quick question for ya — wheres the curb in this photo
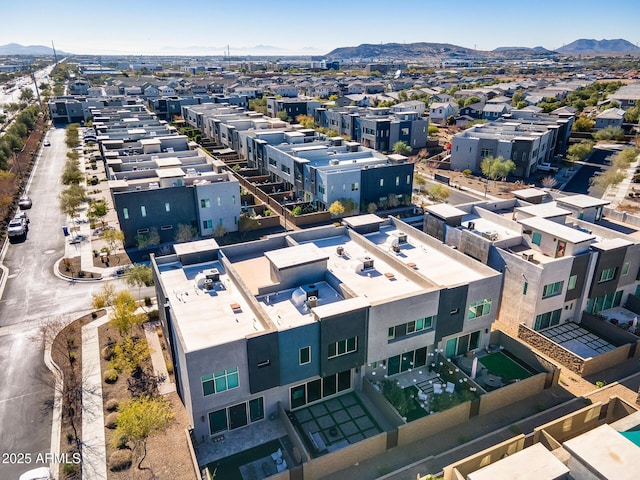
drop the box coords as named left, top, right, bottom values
left=44, top=325, right=65, bottom=480
left=53, top=257, right=104, bottom=283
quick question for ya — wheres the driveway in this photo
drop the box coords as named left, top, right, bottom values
left=562, top=146, right=617, bottom=197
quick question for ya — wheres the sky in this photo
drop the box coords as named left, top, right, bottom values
left=1, top=0, right=639, bottom=56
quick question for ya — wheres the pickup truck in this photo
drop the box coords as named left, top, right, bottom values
left=537, top=162, right=559, bottom=173
left=8, top=215, right=28, bottom=240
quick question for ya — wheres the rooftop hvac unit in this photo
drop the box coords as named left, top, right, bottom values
left=468, top=222, right=475, bottom=230
left=302, top=284, right=319, bottom=300
left=336, top=246, right=344, bottom=256
left=307, top=296, right=318, bottom=308
left=360, top=256, right=374, bottom=270
left=394, top=232, right=407, bottom=243
left=204, top=278, right=214, bottom=290
left=522, top=253, right=534, bottom=262
left=205, top=268, right=220, bottom=282
left=481, top=231, right=498, bottom=241
left=330, top=159, right=339, bottom=166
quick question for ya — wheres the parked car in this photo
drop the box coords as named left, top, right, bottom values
left=43, top=140, right=51, bottom=146
left=537, top=162, right=559, bottom=173
left=18, top=195, right=32, bottom=209
left=14, top=211, right=29, bottom=224
left=19, top=467, right=52, bottom=480
left=7, top=216, right=28, bottom=240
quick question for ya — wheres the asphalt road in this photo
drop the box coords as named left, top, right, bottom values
left=561, top=146, right=617, bottom=197
left=0, top=127, right=136, bottom=479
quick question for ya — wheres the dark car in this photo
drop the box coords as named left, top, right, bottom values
left=18, top=196, right=32, bottom=210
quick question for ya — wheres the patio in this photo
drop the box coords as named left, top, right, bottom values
left=290, top=392, right=384, bottom=457
left=539, top=322, right=616, bottom=358
left=599, top=306, right=639, bottom=335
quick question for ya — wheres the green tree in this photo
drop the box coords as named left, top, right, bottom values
left=88, top=199, right=108, bottom=223
left=124, top=264, right=154, bottom=302
left=112, top=395, right=174, bottom=470
left=392, top=141, right=411, bottom=156
left=573, top=117, right=594, bottom=132
left=102, top=229, right=125, bottom=254
left=328, top=200, right=345, bottom=217
left=427, top=125, right=439, bottom=135
left=463, top=96, right=481, bottom=107
left=111, top=336, right=150, bottom=374
left=426, top=184, right=451, bottom=203
left=414, top=173, right=427, bottom=192
left=397, top=90, right=408, bottom=102
left=515, top=101, right=527, bottom=109
left=175, top=223, right=197, bottom=242
left=276, top=111, right=289, bottom=121
left=480, top=155, right=516, bottom=181
left=135, top=228, right=160, bottom=248
left=511, top=90, right=526, bottom=106
left=593, top=126, right=625, bottom=141
left=61, top=160, right=82, bottom=185
left=19, top=88, right=34, bottom=102
left=109, top=290, right=144, bottom=338
left=367, top=202, right=378, bottom=214
left=295, top=114, right=316, bottom=129
left=566, top=141, right=594, bottom=163
left=59, top=184, right=87, bottom=223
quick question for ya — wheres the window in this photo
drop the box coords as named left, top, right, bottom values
left=268, top=157, right=277, bottom=167
left=379, top=178, right=384, bottom=187
left=299, top=346, right=311, bottom=365
left=599, top=267, right=617, bottom=283
left=542, top=281, right=564, bottom=298
left=165, top=202, right=170, bottom=212
left=351, top=182, right=359, bottom=191
left=523, top=281, right=528, bottom=295
left=622, top=262, right=630, bottom=276
left=586, top=290, right=624, bottom=314
left=406, top=175, right=411, bottom=184
left=160, top=225, right=172, bottom=230
left=395, top=176, right=400, bottom=186
left=318, top=185, right=325, bottom=194
left=468, top=299, right=491, bottom=319
left=201, top=368, right=239, bottom=397
left=532, top=232, right=542, bottom=246
left=208, top=409, right=227, bottom=434
left=406, top=316, right=435, bottom=334
left=290, top=370, right=352, bottom=409
left=533, top=309, right=561, bottom=331
left=281, top=164, right=291, bottom=174
left=140, top=206, right=146, bottom=217
left=401, top=127, right=409, bottom=135
left=136, top=228, right=149, bottom=234
left=328, top=337, right=357, bottom=359
left=445, top=331, right=481, bottom=357
left=122, top=208, right=129, bottom=220
left=203, top=219, right=213, bottom=229
left=249, top=398, right=264, bottom=423
left=232, top=195, right=236, bottom=204
left=201, top=198, right=211, bottom=208
left=568, top=275, right=577, bottom=290
left=388, top=326, right=395, bottom=340
left=480, top=148, right=492, bottom=158
left=217, top=197, right=221, bottom=206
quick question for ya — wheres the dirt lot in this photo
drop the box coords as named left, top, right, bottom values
left=98, top=320, right=195, bottom=480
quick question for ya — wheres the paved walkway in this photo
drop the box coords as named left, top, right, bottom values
left=143, top=320, right=176, bottom=395
left=603, top=153, right=640, bottom=208
left=81, top=315, right=111, bottom=480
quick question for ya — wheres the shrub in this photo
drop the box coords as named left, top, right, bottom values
left=148, top=309, right=159, bottom=320
left=104, top=369, right=119, bottom=384
left=62, top=462, right=79, bottom=476
left=166, top=360, right=174, bottom=375
left=105, top=399, right=119, bottom=412
left=595, top=380, right=607, bottom=388
left=105, top=412, right=119, bottom=429
left=108, top=450, right=132, bottom=471
left=144, top=296, right=152, bottom=307
left=101, top=345, right=114, bottom=361
left=462, top=169, right=472, bottom=177
left=91, top=311, right=98, bottom=319
left=113, top=434, right=128, bottom=450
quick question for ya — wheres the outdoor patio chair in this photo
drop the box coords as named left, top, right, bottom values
left=271, top=448, right=282, bottom=461
left=417, top=390, right=428, bottom=401
left=433, top=383, right=443, bottom=394
left=446, top=382, right=455, bottom=394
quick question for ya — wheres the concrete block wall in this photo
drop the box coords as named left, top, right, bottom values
left=477, top=373, right=547, bottom=416
left=443, top=435, right=525, bottom=480
left=397, top=401, right=471, bottom=447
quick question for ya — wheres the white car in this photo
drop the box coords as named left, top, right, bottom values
left=537, top=162, right=559, bottom=173
left=19, top=467, right=52, bottom=480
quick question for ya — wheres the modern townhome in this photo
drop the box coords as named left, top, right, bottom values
left=314, top=105, right=429, bottom=152
left=151, top=214, right=502, bottom=450
left=423, top=189, right=640, bottom=335
left=48, top=95, right=148, bottom=124
left=266, top=97, right=320, bottom=121
left=93, top=107, right=241, bottom=247
left=449, top=110, right=574, bottom=177
left=594, top=107, right=626, bottom=130
left=242, top=132, right=414, bottom=212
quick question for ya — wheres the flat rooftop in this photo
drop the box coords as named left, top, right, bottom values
left=365, top=226, right=488, bottom=286
left=556, top=194, right=610, bottom=209
left=157, top=260, right=264, bottom=352
left=515, top=204, right=571, bottom=219
left=303, top=234, right=425, bottom=303
left=518, top=216, right=595, bottom=244
left=467, top=443, right=569, bottom=480
left=563, top=424, right=639, bottom=480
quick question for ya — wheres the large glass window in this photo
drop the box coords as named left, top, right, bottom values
left=208, top=409, right=227, bottom=435
left=533, top=309, right=562, bottom=330
left=542, top=281, right=564, bottom=298
left=249, top=398, right=264, bottom=423
left=599, top=267, right=617, bottom=283
left=291, top=385, right=306, bottom=409
left=228, top=403, right=247, bottom=430
left=202, top=368, right=239, bottom=396
left=622, top=262, right=630, bottom=276
left=328, top=337, right=357, bottom=359
left=290, top=370, right=352, bottom=409
left=468, top=299, right=491, bottom=319
left=568, top=275, right=577, bottom=290
left=200, top=198, right=211, bottom=208
left=532, top=232, right=542, bottom=246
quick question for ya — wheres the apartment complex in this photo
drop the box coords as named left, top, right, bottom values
left=93, top=105, right=241, bottom=247
left=424, top=189, right=640, bottom=332
left=151, top=215, right=502, bottom=443
left=450, top=111, right=574, bottom=177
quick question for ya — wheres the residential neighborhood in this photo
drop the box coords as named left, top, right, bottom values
left=2, top=6, right=640, bottom=480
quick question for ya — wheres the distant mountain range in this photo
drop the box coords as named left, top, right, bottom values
left=0, top=43, right=70, bottom=56
left=556, top=38, right=640, bottom=54
left=325, top=39, right=640, bottom=60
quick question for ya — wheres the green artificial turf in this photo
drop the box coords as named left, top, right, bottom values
left=478, top=352, right=534, bottom=382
